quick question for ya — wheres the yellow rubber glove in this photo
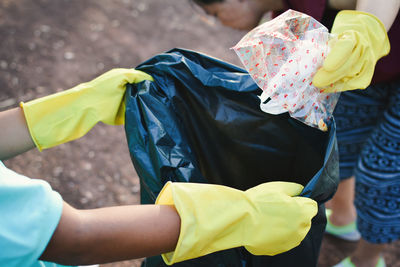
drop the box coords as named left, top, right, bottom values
left=20, top=68, right=153, bottom=151
left=313, top=11, right=390, bottom=93
left=156, top=181, right=318, bottom=265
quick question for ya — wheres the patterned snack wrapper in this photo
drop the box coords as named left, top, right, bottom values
left=232, top=9, right=340, bottom=131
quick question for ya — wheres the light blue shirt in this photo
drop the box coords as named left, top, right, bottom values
left=0, top=161, right=72, bottom=267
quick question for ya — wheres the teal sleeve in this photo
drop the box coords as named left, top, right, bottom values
left=0, top=161, right=67, bottom=267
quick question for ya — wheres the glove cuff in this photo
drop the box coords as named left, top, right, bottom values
left=20, top=101, right=43, bottom=151
left=155, top=182, right=246, bottom=265
left=155, top=182, right=180, bottom=265
left=20, top=84, right=98, bottom=151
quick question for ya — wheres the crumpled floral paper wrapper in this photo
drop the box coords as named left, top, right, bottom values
left=232, top=9, right=340, bottom=131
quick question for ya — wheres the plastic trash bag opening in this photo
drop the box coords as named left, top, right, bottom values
left=124, top=48, right=338, bottom=205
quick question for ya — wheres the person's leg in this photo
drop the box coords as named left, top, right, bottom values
left=326, top=176, right=356, bottom=226
left=327, top=84, right=389, bottom=229
left=350, top=239, right=385, bottom=267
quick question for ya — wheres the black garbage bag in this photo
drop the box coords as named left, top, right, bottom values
left=124, top=48, right=339, bottom=267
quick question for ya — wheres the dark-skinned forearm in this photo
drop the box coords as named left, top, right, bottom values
left=0, top=107, right=35, bottom=160
left=41, top=202, right=181, bottom=265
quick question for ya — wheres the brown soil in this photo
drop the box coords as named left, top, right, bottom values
left=1, top=1, right=399, bottom=266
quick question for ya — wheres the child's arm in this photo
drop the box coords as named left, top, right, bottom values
left=0, top=105, right=181, bottom=264
left=0, top=68, right=153, bottom=160
left=0, top=107, right=35, bottom=160
left=40, top=181, right=318, bottom=266
left=40, top=202, right=181, bottom=265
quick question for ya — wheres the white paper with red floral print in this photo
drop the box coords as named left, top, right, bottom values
left=232, top=9, right=340, bottom=131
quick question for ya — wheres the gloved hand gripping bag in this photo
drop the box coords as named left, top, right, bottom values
left=124, top=48, right=339, bottom=267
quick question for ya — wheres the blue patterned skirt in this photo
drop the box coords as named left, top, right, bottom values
left=334, top=78, right=400, bottom=243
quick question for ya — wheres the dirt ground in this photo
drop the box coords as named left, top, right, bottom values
left=1, top=1, right=399, bottom=266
